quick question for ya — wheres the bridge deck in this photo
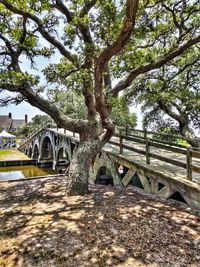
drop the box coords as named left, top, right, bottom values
left=53, top=128, right=200, bottom=184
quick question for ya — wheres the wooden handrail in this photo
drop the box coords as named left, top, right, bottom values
left=19, top=121, right=56, bottom=148
left=112, top=132, right=200, bottom=182
left=117, top=126, right=200, bottom=146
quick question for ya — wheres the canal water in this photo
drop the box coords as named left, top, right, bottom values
left=0, top=165, right=57, bottom=181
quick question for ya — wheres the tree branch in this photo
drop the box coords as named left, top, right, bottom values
left=112, top=34, right=200, bottom=96
left=104, top=63, right=112, bottom=90
left=0, top=34, right=14, bottom=55
left=79, top=0, right=97, bottom=17
left=157, top=99, right=185, bottom=125
left=53, top=0, right=96, bottom=121
left=0, top=81, right=88, bottom=132
left=162, top=3, right=182, bottom=36
left=0, top=51, right=9, bottom=56
left=17, top=16, right=28, bottom=55
left=0, top=94, right=25, bottom=106
left=53, top=0, right=73, bottom=22
left=94, top=0, right=139, bottom=127
left=0, top=0, right=78, bottom=66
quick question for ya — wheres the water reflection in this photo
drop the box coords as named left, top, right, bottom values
left=0, top=165, right=57, bottom=181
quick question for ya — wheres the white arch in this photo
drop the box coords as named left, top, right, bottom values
left=39, top=132, right=56, bottom=162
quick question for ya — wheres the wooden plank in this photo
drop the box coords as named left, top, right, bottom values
left=191, top=150, right=200, bottom=159
left=122, top=144, right=146, bottom=156
left=137, top=173, right=151, bottom=193
left=149, top=137, right=187, bottom=148
left=122, top=169, right=136, bottom=187
left=126, top=127, right=188, bottom=140
left=149, top=141, right=186, bottom=154
left=108, top=141, right=120, bottom=147
left=150, top=178, right=158, bottom=194
left=125, top=126, right=128, bottom=135
left=119, top=135, right=123, bottom=154
left=149, top=152, right=186, bottom=169
left=115, top=133, right=187, bottom=149
left=186, top=147, right=192, bottom=181
left=114, top=134, right=146, bottom=144
left=124, top=134, right=146, bottom=141
left=146, top=139, right=150, bottom=165
left=191, top=165, right=200, bottom=174
left=158, top=186, right=175, bottom=199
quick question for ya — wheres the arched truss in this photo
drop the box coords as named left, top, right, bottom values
left=57, top=147, right=70, bottom=167
left=28, top=146, right=32, bottom=158
left=32, top=144, right=39, bottom=160
left=40, top=135, right=55, bottom=161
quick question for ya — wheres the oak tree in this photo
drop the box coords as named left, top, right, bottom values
left=0, top=0, right=200, bottom=195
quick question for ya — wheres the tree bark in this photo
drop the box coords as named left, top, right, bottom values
left=66, top=125, right=106, bottom=195
left=66, top=145, right=92, bottom=195
left=179, top=123, right=200, bottom=148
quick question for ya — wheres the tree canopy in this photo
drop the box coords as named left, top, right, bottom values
left=0, top=0, right=200, bottom=194
left=125, top=45, right=200, bottom=144
left=49, top=90, right=137, bottom=127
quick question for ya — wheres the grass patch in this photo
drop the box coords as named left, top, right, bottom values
left=0, top=150, right=15, bottom=155
left=0, top=149, right=29, bottom=161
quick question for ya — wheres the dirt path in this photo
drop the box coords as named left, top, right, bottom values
left=0, top=177, right=200, bottom=267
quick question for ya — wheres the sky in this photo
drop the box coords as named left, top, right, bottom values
left=0, top=98, right=143, bottom=128
left=0, top=102, right=44, bottom=122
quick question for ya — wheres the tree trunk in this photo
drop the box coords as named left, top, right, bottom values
left=66, top=130, right=104, bottom=196
left=179, top=123, right=200, bottom=148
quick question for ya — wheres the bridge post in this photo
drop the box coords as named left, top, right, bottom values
left=119, top=135, right=123, bottom=154
left=73, top=132, right=75, bottom=137
left=186, top=147, right=192, bottom=181
left=53, top=160, right=57, bottom=170
left=146, top=139, right=150, bottom=165
left=144, top=128, right=147, bottom=139
left=125, top=126, right=128, bottom=136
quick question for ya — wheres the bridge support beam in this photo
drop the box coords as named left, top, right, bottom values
left=93, top=151, right=200, bottom=211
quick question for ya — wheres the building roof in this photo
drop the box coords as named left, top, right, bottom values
left=0, top=129, right=16, bottom=138
left=11, top=119, right=26, bottom=129
left=0, top=116, right=12, bottom=130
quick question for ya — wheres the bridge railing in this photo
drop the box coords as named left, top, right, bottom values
left=19, top=120, right=56, bottom=148
left=109, top=132, right=200, bottom=182
left=116, top=126, right=200, bottom=148
left=187, top=147, right=200, bottom=181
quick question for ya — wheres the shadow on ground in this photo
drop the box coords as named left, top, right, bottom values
left=0, top=177, right=200, bottom=267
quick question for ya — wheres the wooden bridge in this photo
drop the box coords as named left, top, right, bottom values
left=18, top=124, right=200, bottom=210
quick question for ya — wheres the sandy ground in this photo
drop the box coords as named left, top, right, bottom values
left=0, top=177, right=200, bottom=267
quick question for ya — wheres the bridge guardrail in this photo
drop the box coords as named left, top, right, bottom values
left=19, top=120, right=56, bottom=148
left=111, top=132, right=200, bottom=182
left=187, top=148, right=200, bottom=181
left=116, top=126, right=200, bottom=148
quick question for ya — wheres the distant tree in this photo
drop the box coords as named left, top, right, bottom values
left=50, top=90, right=137, bottom=128
left=111, top=96, right=137, bottom=128
left=0, top=0, right=200, bottom=195
left=28, top=115, right=51, bottom=132
left=126, top=47, right=200, bottom=147
left=20, top=126, right=30, bottom=137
